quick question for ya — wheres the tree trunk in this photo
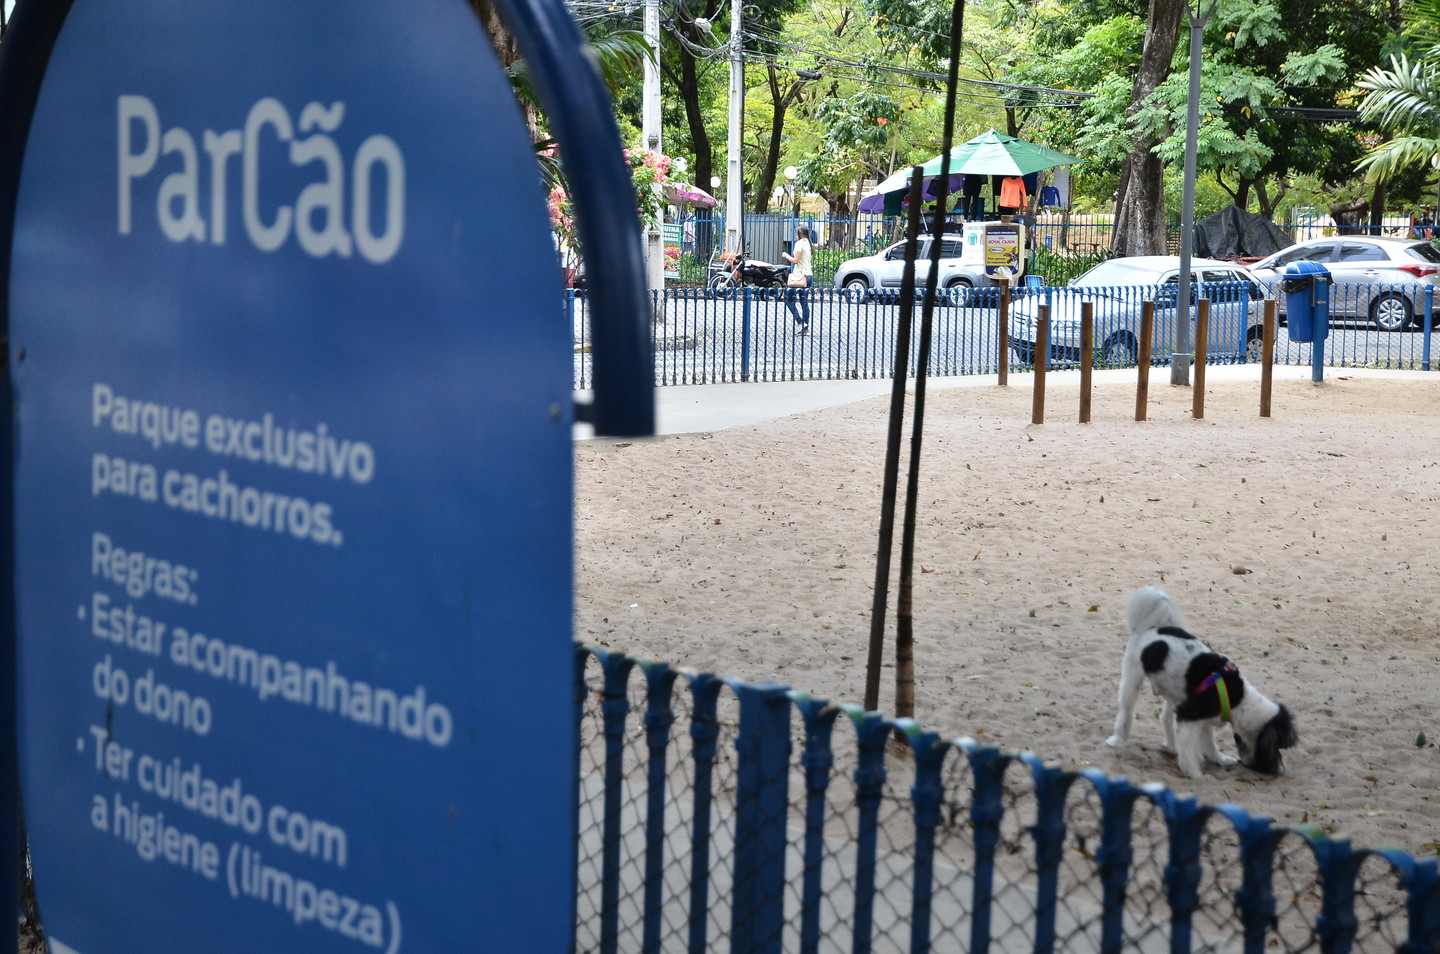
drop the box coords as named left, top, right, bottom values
left=754, top=63, right=806, bottom=213
left=468, top=0, right=536, bottom=135
left=1111, top=0, right=1185, bottom=258
left=1329, top=196, right=1368, bottom=231
left=1368, top=180, right=1387, bottom=235
left=1255, top=179, right=1275, bottom=220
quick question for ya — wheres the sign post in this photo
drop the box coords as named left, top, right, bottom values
left=1, top=1, right=650, bottom=951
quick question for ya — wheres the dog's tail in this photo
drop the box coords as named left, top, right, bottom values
left=1126, top=586, right=1190, bottom=635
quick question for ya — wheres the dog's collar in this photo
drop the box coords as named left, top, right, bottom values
left=1193, top=662, right=1238, bottom=723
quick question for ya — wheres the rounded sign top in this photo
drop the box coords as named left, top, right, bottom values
left=10, top=1, right=578, bottom=951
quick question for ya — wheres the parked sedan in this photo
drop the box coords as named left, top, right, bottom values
left=1008, top=256, right=1264, bottom=368
left=1248, top=236, right=1440, bottom=331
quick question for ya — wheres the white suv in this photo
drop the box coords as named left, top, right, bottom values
left=832, top=229, right=1022, bottom=305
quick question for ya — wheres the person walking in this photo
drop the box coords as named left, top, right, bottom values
left=782, top=225, right=814, bottom=335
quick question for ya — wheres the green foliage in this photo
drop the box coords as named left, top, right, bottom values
left=1030, top=244, right=1111, bottom=286
left=810, top=245, right=854, bottom=285
left=1281, top=45, right=1347, bottom=87
left=814, top=90, right=899, bottom=153
left=1357, top=53, right=1440, bottom=181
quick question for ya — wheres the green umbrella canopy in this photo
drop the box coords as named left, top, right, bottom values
left=920, top=128, right=1081, bottom=178
left=860, top=129, right=1082, bottom=215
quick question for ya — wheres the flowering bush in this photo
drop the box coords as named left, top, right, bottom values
left=548, top=148, right=676, bottom=252
left=626, top=148, right=673, bottom=226
left=548, top=185, right=577, bottom=251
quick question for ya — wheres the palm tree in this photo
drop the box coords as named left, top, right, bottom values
left=1356, top=53, right=1440, bottom=181
left=1356, top=0, right=1440, bottom=181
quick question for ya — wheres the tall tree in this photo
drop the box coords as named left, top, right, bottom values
left=1110, top=0, right=1185, bottom=257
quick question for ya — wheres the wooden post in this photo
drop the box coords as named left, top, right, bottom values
left=1136, top=302, right=1154, bottom=421
left=997, top=277, right=1010, bottom=386
left=1193, top=297, right=1209, bottom=419
left=1032, top=304, right=1048, bottom=425
left=1079, top=302, right=1093, bottom=423
left=1260, top=299, right=1276, bottom=417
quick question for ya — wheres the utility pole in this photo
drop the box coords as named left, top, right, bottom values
left=642, top=0, right=664, bottom=288
left=1172, top=0, right=1217, bottom=386
left=724, top=0, right=744, bottom=253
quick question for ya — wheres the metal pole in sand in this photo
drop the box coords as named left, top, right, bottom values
left=864, top=170, right=926, bottom=714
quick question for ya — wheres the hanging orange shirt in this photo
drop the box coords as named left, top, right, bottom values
left=999, top=176, right=1027, bottom=209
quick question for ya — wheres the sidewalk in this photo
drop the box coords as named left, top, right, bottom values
left=577, top=364, right=1425, bottom=439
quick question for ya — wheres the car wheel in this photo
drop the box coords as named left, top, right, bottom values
left=1244, top=327, right=1265, bottom=363
left=945, top=279, right=973, bottom=307
left=1099, top=332, right=1138, bottom=368
left=842, top=276, right=871, bottom=303
left=1371, top=292, right=1412, bottom=332
left=708, top=273, right=738, bottom=300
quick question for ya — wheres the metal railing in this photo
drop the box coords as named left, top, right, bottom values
left=575, top=647, right=1440, bottom=954
left=667, top=213, right=1438, bottom=287
left=570, top=281, right=1440, bottom=390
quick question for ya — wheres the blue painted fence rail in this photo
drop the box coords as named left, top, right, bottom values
left=570, top=281, right=1439, bottom=390
left=574, top=646, right=1440, bottom=954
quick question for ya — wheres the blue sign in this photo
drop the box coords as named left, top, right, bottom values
left=8, top=1, right=577, bottom=950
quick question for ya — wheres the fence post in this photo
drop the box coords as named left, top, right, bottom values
left=598, top=651, right=637, bottom=954
left=850, top=711, right=894, bottom=954
left=1396, top=853, right=1440, bottom=954
left=1082, top=769, right=1143, bottom=954
left=998, top=278, right=1011, bottom=385
left=1314, top=836, right=1362, bottom=954
left=1213, top=807, right=1282, bottom=954
left=1425, top=286, right=1434, bottom=372
left=967, top=745, right=1015, bottom=954
left=1023, top=756, right=1076, bottom=954
left=1080, top=303, right=1094, bottom=423
left=1261, top=301, right=1276, bottom=417
left=906, top=727, right=948, bottom=954
left=1137, top=302, right=1154, bottom=421
left=640, top=662, right=678, bottom=954
left=740, top=287, right=753, bottom=382
left=730, top=680, right=793, bottom=954
left=686, top=673, right=725, bottom=954
left=1156, top=791, right=1207, bottom=954
left=1193, top=298, right=1209, bottom=420
left=1032, top=304, right=1049, bottom=425
left=793, top=695, right=841, bottom=954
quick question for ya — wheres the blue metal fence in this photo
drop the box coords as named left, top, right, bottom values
left=575, top=647, right=1440, bottom=954
left=570, top=281, right=1440, bottom=390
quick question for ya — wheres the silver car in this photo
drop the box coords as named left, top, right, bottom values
left=1008, top=256, right=1264, bottom=367
left=1249, top=236, right=1440, bottom=331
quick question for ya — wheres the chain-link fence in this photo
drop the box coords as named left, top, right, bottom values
left=575, top=647, right=1440, bottom=954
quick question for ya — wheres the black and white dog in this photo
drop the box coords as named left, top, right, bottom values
left=1106, top=587, right=1298, bottom=778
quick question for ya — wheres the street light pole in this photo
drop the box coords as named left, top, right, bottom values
left=1172, top=0, right=1218, bottom=387
left=642, top=0, right=664, bottom=288
left=724, top=0, right=744, bottom=253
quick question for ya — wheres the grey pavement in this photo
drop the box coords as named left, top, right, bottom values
left=576, top=362, right=1398, bottom=440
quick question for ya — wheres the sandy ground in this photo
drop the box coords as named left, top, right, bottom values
left=575, top=370, right=1440, bottom=856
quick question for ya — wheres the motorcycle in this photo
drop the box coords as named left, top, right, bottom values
left=707, top=251, right=792, bottom=298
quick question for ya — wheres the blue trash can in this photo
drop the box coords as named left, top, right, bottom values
left=1282, top=260, right=1331, bottom=343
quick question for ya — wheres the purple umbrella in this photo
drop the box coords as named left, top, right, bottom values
left=664, top=181, right=717, bottom=209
